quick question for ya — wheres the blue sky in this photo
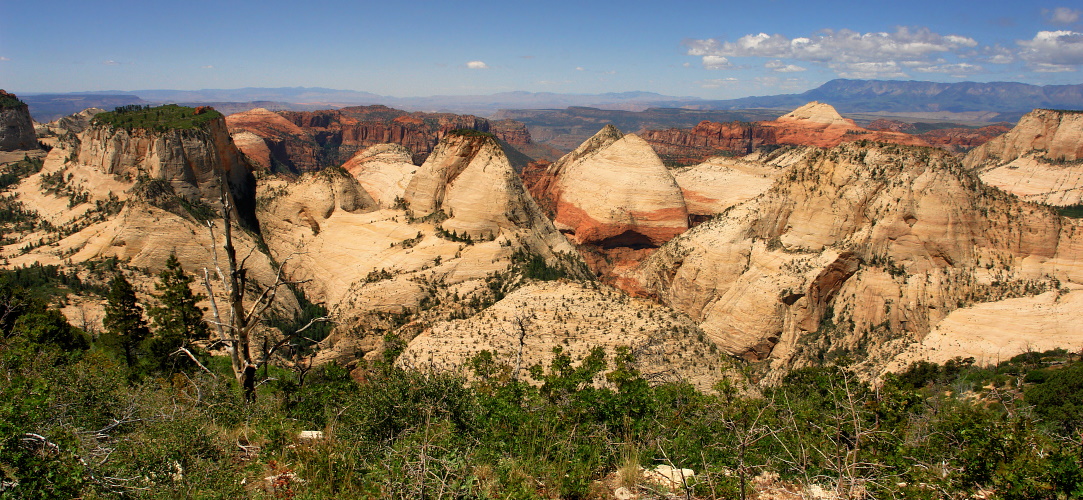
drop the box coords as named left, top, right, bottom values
left=1, top=0, right=1081, bottom=98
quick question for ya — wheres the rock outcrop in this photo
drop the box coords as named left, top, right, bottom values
left=0, top=90, right=38, bottom=151
left=341, top=144, right=417, bottom=208
left=43, top=108, right=106, bottom=136
left=2, top=109, right=297, bottom=323
left=639, top=121, right=776, bottom=162
left=403, top=131, right=568, bottom=243
left=963, top=109, right=1083, bottom=205
left=632, top=141, right=1083, bottom=378
left=916, top=124, right=1011, bottom=153
left=225, top=107, right=318, bottom=172
left=400, top=280, right=727, bottom=392
left=74, top=107, right=254, bottom=209
left=760, top=102, right=929, bottom=149
left=671, top=155, right=782, bottom=224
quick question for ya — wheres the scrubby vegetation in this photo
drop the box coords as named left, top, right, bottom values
left=92, top=104, right=223, bottom=132
left=447, top=128, right=495, bottom=139
left=0, top=93, right=24, bottom=109
left=2, top=252, right=1081, bottom=498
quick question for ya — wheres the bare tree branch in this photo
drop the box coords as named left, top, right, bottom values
left=171, top=347, right=217, bottom=379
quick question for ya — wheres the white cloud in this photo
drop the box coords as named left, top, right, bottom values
left=575, top=66, right=585, bottom=71
left=201, top=65, right=214, bottom=69
left=687, top=27, right=975, bottom=63
left=912, top=62, right=985, bottom=75
left=833, top=61, right=909, bottom=79
left=687, top=27, right=979, bottom=78
left=765, top=60, right=806, bottom=72
left=1018, top=30, right=1083, bottom=68
left=701, top=55, right=732, bottom=69
left=103, top=60, right=120, bottom=65
left=1044, top=7, right=1081, bottom=25
left=466, top=60, right=488, bottom=69
left=979, top=45, right=1015, bottom=64
left=0, top=56, right=9, bottom=61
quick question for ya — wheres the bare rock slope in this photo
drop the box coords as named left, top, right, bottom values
left=963, top=109, right=1083, bottom=206
left=258, top=131, right=584, bottom=362
left=341, top=143, right=417, bottom=208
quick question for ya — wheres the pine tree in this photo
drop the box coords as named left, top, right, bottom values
left=102, top=273, right=150, bottom=369
left=146, top=254, right=209, bottom=373
left=149, top=254, right=208, bottom=342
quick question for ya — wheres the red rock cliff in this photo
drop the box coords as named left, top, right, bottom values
left=228, top=105, right=535, bottom=173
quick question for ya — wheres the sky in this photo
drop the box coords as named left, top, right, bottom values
left=1, top=0, right=1081, bottom=99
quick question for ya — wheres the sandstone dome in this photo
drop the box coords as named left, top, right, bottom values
left=550, top=126, right=689, bottom=248
left=341, top=143, right=417, bottom=208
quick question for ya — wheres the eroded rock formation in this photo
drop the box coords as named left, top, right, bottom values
left=341, top=143, right=417, bottom=208
left=0, top=90, right=38, bottom=151
left=227, top=105, right=540, bottom=172
left=74, top=110, right=254, bottom=209
left=547, top=127, right=688, bottom=247
left=632, top=141, right=1083, bottom=378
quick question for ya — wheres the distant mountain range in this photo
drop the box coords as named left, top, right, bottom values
left=19, top=79, right=1083, bottom=123
left=663, top=79, right=1083, bottom=121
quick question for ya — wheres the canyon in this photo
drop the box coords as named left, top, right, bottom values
left=1, top=95, right=1082, bottom=387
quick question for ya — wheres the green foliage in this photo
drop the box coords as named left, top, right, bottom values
left=2, top=251, right=1082, bottom=499
left=0, top=263, right=108, bottom=303
left=92, top=104, right=223, bottom=132
left=1026, top=361, right=1083, bottom=434
left=145, top=255, right=209, bottom=374
left=0, top=93, right=25, bottom=109
left=130, top=174, right=218, bottom=222
left=447, top=128, right=494, bottom=138
left=0, top=156, right=43, bottom=191
left=100, top=274, right=150, bottom=370
left=1058, top=204, right=1083, bottom=219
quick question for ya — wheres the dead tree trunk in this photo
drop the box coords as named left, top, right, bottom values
left=201, top=183, right=326, bottom=401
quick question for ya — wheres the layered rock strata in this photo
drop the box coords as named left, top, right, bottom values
left=547, top=126, right=689, bottom=248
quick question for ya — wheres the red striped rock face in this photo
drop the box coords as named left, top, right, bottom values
left=549, top=130, right=689, bottom=248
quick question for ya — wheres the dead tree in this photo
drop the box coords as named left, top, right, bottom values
left=201, top=189, right=326, bottom=401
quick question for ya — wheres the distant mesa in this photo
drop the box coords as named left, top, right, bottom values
left=638, top=101, right=1002, bottom=163
left=774, top=101, right=852, bottom=126
left=75, top=104, right=254, bottom=210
